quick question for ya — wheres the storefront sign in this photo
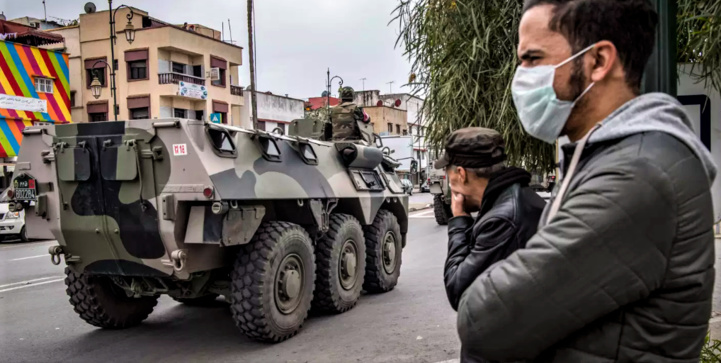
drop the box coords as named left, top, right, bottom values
left=0, top=94, right=47, bottom=113
left=0, top=33, right=18, bottom=41
left=178, top=81, right=208, bottom=100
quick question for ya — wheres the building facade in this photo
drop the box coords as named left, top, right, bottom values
left=0, top=23, right=71, bottom=188
left=43, top=6, right=244, bottom=125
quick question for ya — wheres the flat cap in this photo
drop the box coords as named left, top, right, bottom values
left=434, top=127, right=506, bottom=169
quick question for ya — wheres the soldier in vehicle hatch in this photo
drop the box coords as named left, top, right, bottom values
left=331, top=86, right=370, bottom=141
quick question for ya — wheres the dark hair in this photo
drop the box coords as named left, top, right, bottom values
left=523, top=0, right=658, bottom=93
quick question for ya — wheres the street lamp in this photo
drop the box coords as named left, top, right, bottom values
left=123, top=17, right=136, bottom=44
left=89, top=59, right=117, bottom=120
left=92, top=0, right=136, bottom=121
left=90, top=73, right=103, bottom=99
left=325, top=68, right=344, bottom=121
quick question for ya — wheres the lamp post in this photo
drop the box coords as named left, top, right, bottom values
left=92, top=0, right=136, bottom=121
left=326, top=68, right=343, bottom=122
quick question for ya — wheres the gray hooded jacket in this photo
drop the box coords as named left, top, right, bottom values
left=457, top=93, right=717, bottom=362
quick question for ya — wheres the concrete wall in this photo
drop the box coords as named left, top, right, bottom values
left=239, top=90, right=305, bottom=130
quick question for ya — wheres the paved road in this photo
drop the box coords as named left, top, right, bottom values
left=0, top=210, right=460, bottom=363
left=3, top=212, right=721, bottom=363
left=409, top=191, right=434, bottom=207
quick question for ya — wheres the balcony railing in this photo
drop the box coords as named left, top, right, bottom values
left=158, top=73, right=206, bottom=86
left=231, top=85, right=244, bottom=96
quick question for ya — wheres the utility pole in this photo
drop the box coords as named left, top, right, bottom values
left=247, top=0, right=258, bottom=129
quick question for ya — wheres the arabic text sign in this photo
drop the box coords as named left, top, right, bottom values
left=178, top=81, right=208, bottom=100
left=0, top=94, right=47, bottom=113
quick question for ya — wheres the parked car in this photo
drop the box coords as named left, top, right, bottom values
left=0, top=188, right=27, bottom=242
left=420, top=180, right=430, bottom=193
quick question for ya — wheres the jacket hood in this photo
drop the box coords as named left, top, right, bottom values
left=589, top=92, right=717, bottom=184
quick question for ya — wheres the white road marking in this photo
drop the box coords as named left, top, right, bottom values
left=434, top=360, right=459, bottom=363
left=410, top=210, right=435, bottom=218
left=0, top=276, right=65, bottom=289
left=9, top=254, right=47, bottom=261
left=0, top=240, right=56, bottom=250
left=0, top=278, right=65, bottom=293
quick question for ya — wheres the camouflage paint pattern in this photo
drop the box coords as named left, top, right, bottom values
left=11, top=119, right=408, bottom=280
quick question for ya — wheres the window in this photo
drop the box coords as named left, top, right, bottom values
left=210, top=56, right=227, bottom=87
left=86, top=69, right=106, bottom=87
left=211, top=68, right=226, bottom=87
left=70, top=91, right=76, bottom=107
left=89, top=112, right=107, bottom=122
left=402, top=129, right=408, bottom=136
left=85, top=57, right=108, bottom=88
left=417, top=125, right=423, bottom=136
left=174, top=108, right=188, bottom=118
left=128, top=60, right=147, bottom=80
left=36, top=77, right=53, bottom=93
left=387, top=123, right=393, bottom=134
left=257, top=121, right=266, bottom=130
left=172, top=62, right=186, bottom=74
left=195, top=109, right=204, bottom=121
left=396, top=125, right=401, bottom=135
left=130, top=107, right=149, bottom=120
left=208, top=128, right=236, bottom=154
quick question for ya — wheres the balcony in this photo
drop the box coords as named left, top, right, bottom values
left=231, top=85, right=244, bottom=96
left=158, top=73, right=206, bottom=86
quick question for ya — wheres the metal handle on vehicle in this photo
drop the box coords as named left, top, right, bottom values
left=49, top=245, right=64, bottom=265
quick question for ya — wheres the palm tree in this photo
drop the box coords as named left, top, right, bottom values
left=393, top=0, right=721, bottom=173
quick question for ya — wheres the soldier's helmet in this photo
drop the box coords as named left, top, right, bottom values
left=338, top=87, right=355, bottom=103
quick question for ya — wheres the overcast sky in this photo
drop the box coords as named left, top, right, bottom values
left=1, top=0, right=413, bottom=99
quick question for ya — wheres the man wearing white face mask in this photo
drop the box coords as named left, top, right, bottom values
left=456, top=1, right=717, bottom=362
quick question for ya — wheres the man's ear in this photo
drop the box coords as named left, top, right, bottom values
left=589, top=40, right=619, bottom=83
left=456, top=167, right=468, bottom=184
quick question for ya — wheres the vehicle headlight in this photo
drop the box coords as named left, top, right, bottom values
left=5, top=211, right=20, bottom=219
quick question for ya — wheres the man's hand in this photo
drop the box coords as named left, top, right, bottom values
left=451, top=192, right=470, bottom=217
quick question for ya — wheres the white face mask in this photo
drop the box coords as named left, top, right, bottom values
left=511, top=44, right=596, bottom=144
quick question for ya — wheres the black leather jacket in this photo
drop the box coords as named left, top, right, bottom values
left=445, top=183, right=546, bottom=311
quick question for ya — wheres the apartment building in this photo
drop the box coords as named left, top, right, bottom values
left=43, top=6, right=243, bottom=125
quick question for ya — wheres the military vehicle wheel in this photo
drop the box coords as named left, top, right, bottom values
left=230, top=221, right=315, bottom=342
left=433, top=195, right=452, bottom=225
left=64, top=268, right=158, bottom=329
left=172, top=294, right=220, bottom=306
left=363, top=210, right=402, bottom=293
left=312, top=214, right=366, bottom=314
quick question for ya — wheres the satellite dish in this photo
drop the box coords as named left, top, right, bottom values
left=376, top=100, right=383, bottom=107
left=0, top=13, right=6, bottom=21
left=321, top=90, right=329, bottom=97
left=84, top=2, right=97, bottom=14
left=394, top=99, right=402, bottom=107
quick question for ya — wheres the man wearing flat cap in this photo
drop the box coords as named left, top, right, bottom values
left=437, top=127, right=545, bottom=363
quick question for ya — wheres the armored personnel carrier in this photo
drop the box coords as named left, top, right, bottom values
left=7, top=116, right=408, bottom=342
